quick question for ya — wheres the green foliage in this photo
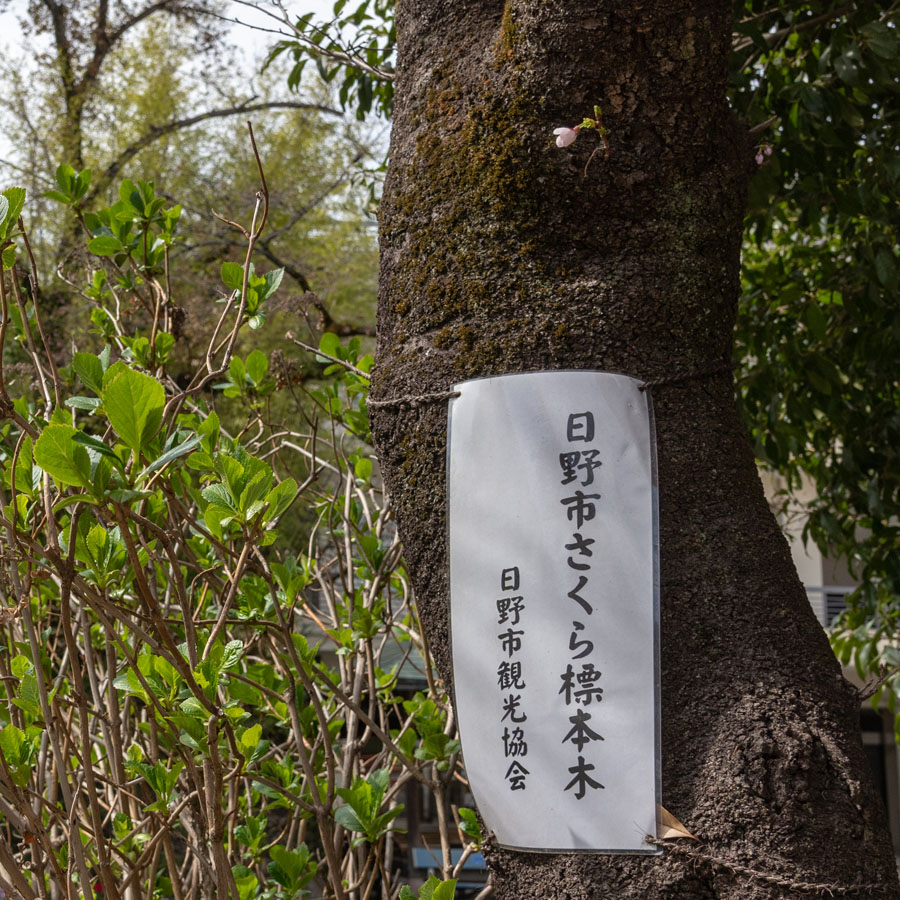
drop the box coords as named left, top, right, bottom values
left=399, top=875, right=457, bottom=900
left=458, top=807, right=483, bottom=848
left=268, top=0, right=395, bottom=119
left=0, top=178, right=467, bottom=900
left=731, top=2, right=900, bottom=699
left=0, top=185, right=26, bottom=269
left=103, top=367, right=166, bottom=454
left=45, top=164, right=91, bottom=206
left=334, top=767, right=404, bottom=846
left=268, top=843, right=318, bottom=896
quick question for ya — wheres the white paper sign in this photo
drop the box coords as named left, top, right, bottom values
left=447, top=371, right=659, bottom=852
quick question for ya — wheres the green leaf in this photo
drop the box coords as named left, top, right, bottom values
left=65, top=396, right=102, bottom=411
left=44, top=191, right=72, bottom=203
left=458, top=807, right=482, bottom=845
left=319, top=332, right=340, bottom=359
left=55, top=164, right=74, bottom=193
left=0, top=725, right=24, bottom=764
left=202, top=483, right=235, bottom=509
left=222, top=640, right=244, bottom=669
left=88, top=235, right=125, bottom=257
left=13, top=673, right=42, bottom=719
left=72, top=432, right=123, bottom=466
left=102, top=368, right=166, bottom=453
left=429, top=878, right=457, bottom=900
left=119, top=178, right=139, bottom=210
left=113, top=668, right=148, bottom=700
left=72, top=353, right=103, bottom=396
left=262, top=267, right=284, bottom=299
left=10, top=656, right=31, bottom=679
left=221, top=262, right=244, bottom=291
left=875, top=248, right=897, bottom=289
left=232, top=866, right=258, bottom=900
left=0, top=187, right=25, bottom=240
left=334, top=804, right=365, bottom=832
left=240, top=468, right=273, bottom=514
left=34, top=424, right=90, bottom=487
left=245, top=349, right=268, bottom=384
left=264, top=478, right=298, bottom=521
left=137, top=434, right=202, bottom=479
left=239, top=724, right=262, bottom=755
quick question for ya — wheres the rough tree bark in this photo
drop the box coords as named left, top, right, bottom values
left=371, top=2, right=900, bottom=898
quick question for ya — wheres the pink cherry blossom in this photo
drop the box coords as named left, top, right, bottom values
left=756, top=144, right=774, bottom=165
left=553, top=126, right=579, bottom=148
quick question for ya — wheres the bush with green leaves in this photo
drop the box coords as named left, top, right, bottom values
left=0, top=159, right=483, bottom=900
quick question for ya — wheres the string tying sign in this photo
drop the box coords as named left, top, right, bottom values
left=447, top=371, right=660, bottom=853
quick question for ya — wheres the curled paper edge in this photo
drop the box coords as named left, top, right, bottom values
left=657, top=805, right=699, bottom=841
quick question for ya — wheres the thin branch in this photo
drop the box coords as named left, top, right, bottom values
left=732, top=4, right=854, bottom=54
left=859, top=666, right=900, bottom=702
left=286, top=335, right=371, bottom=378
left=231, top=0, right=395, bottom=83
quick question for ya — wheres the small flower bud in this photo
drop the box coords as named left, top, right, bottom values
left=553, top=127, right=579, bottom=148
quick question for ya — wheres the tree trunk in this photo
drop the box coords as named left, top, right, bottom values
left=371, top=2, right=900, bottom=897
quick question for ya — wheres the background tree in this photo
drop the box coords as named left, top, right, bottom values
left=0, top=0, right=382, bottom=352
left=730, top=1, right=900, bottom=703
left=369, top=2, right=900, bottom=898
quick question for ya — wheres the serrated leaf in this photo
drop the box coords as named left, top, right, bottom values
left=13, top=673, right=42, bottom=719
left=89, top=235, right=124, bottom=257
left=221, top=262, right=244, bottom=291
left=245, top=349, right=268, bottom=384
left=102, top=368, right=165, bottom=453
left=240, top=468, right=272, bottom=514
left=113, top=669, right=147, bottom=699
left=137, top=434, right=202, bottom=479
left=262, top=267, right=284, bottom=299
left=73, top=353, right=104, bottom=394
left=34, top=424, right=90, bottom=487
left=0, top=725, right=24, bottom=764
left=201, top=483, right=234, bottom=508
left=239, top=724, right=262, bottom=755
left=264, top=479, right=298, bottom=521
left=222, top=640, right=243, bottom=669
left=0, top=187, right=25, bottom=240
left=334, top=804, right=365, bottom=832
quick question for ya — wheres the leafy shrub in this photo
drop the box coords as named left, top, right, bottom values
left=0, top=159, right=480, bottom=899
